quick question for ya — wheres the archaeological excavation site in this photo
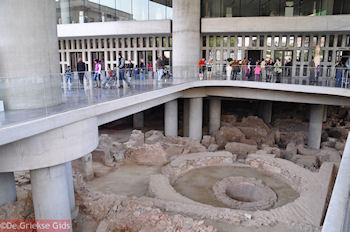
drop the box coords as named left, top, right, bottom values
left=1, top=99, right=349, bottom=232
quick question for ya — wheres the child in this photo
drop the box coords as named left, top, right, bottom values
left=254, top=61, right=261, bottom=81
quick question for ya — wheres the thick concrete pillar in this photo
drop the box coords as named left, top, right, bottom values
left=0, top=172, right=17, bottom=206
left=173, top=0, right=201, bottom=82
left=0, top=0, right=61, bottom=110
left=165, top=100, right=178, bottom=136
left=30, top=163, right=71, bottom=221
left=261, top=101, right=273, bottom=124
left=189, top=98, right=203, bottom=140
left=133, top=112, right=144, bottom=130
left=209, top=99, right=221, bottom=134
left=183, top=99, right=190, bottom=137
left=308, top=105, right=324, bottom=149
left=81, top=153, right=94, bottom=181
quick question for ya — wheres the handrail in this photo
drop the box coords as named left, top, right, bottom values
left=323, top=132, right=350, bottom=232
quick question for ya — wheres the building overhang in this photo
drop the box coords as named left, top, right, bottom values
left=202, top=15, right=350, bottom=33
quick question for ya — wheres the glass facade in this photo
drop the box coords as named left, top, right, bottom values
left=56, top=0, right=172, bottom=24
left=202, top=0, right=350, bottom=18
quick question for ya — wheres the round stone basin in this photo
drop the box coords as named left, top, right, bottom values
left=173, top=167, right=299, bottom=210
left=213, top=176, right=277, bottom=210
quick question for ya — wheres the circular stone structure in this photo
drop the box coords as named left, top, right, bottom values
left=212, top=176, right=277, bottom=211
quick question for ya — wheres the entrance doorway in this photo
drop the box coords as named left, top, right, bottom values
left=91, top=52, right=105, bottom=71
left=70, top=52, right=82, bottom=71
left=275, top=50, right=293, bottom=77
left=247, top=50, right=262, bottom=63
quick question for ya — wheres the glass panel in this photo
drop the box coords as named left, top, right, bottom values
left=296, top=50, right=301, bottom=62
left=252, top=36, right=257, bottom=47
left=238, top=36, right=242, bottom=47
left=304, top=36, right=310, bottom=47
left=116, top=0, right=132, bottom=20
left=274, top=36, right=279, bottom=47
left=216, top=50, right=221, bottom=61
left=346, top=35, right=350, bottom=47
left=209, top=36, right=214, bottom=47
left=133, top=0, right=149, bottom=20
left=328, top=51, right=332, bottom=62
left=216, top=37, right=222, bottom=47
left=329, top=35, right=334, bottom=47
left=266, top=50, right=272, bottom=59
left=162, top=37, right=166, bottom=47
left=297, top=36, right=302, bottom=47
left=289, top=36, right=295, bottom=47
left=282, top=36, right=287, bottom=47
left=156, top=37, right=160, bottom=47
left=149, top=1, right=166, bottom=20
left=223, top=50, right=228, bottom=60
left=223, top=36, right=228, bottom=47
left=202, top=36, right=207, bottom=47
left=149, top=37, right=153, bottom=47
left=260, top=36, right=264, bottom=47
left=169, top=37, right=172, bottom=47
left=237, top=50, right=242, bottom=60
left=320, top=36, right=326, bottom=47
left=244, top=37, right=249, bottom=47
left=337, top=35, right=343, bottom=47
left=267, top=36, right=272, bottom=47
left=230, top=37, right=235, bottom=47
left=143, top=38, right=147, bottom=47
left=230, top=50, right=235, bottom=59
left=304, top=50, right=309, bottom=62
left=313, top=36, right=318, bottom=46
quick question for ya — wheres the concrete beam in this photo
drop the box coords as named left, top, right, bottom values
left=165, top=100, right=178, bottom=137
left=57, top=20, right=171, bottom=38
left=308, top=105, right=324, bottom=149
left=202, top=15, right=350, bottom=33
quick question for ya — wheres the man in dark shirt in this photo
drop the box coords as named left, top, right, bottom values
left=77, top=58, right=86, bottom=86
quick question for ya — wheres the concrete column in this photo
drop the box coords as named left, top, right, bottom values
left=65, top=162, right=78, bottom=219
left=0, top=0, right=61, bottom=110
left=261, top=101, right=273, bottom=124
left=209, top=99, right=221, bottom=134
left=59, top=0, right=70, bottom=24
left=189, top=98, right=203, bottom=140
left=133, top=112, right=144, bottom=130
left=183, top=99, right=190, bottom=137
left=165, top=100, right=178, bottom=136
left=0, top=172, right=17, bottom=206
left=30, top=163, right=71, bottom=221
left=173, top=0, right=201, bottom=82
left=81, top=153, right=94, bottom=181
left=308, top=105, right=324, bottom=149
left=323, top=105, right=328, bottom=122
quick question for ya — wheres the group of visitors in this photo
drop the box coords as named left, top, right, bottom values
left=198, top=58, right=213, bottom=80
left=65, top=54, right=168, bottom=89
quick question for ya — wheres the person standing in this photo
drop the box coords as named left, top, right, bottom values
left=93, top=59, right=102, bottom=88
left=267, top=59, right=274, bottom=82
left=65, top=65, right=72, bottom=86
left=198, top=58, right=206, bottom=80
left=77, top=58, right=86, bottom=86
left=156, top=56, right=165, bottom=81
left=274, top=58, right=282, bottom=83
left=140, top=59, right=146, bottom=81
left=118, top=54, right=130, bottom=88
left=207, top=59, right=213, bottom=80
left=241, top=58, right=247, bottom=78
left=254, top=61, right=261, bottom=81
left=309, top=57, right=316, bottom=85
left=127, top=60, right=134, bottom=80
left=335, top=61, right=344, bottom=88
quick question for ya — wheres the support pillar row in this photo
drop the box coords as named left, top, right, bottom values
left=189, top=98, right=203, bottom=141
left=165, top=100, right=178, bottom=137
left=308, top=104, right=324, bottom=149
left=209, top=99, right=221, bottom=134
